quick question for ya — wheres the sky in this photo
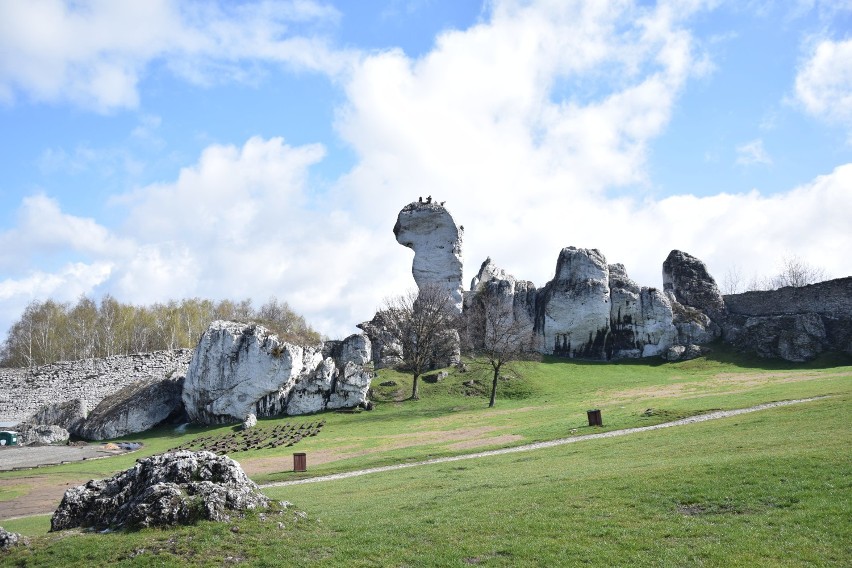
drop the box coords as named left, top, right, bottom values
left=1, top=0, right=851, bottom=341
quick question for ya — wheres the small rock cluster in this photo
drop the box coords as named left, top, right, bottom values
left=167, top=421, right=324, bottom=455
left=0, top=526, right=22, bottom=550
left=50, top=451, right=269, bottom=531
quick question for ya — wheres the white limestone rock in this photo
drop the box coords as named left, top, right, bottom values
left=357, top=312, right=404, bottom=369
left=27, top=399, right=87, bottom=436
left=184, top=321, right=372, bottom=423
left=50, top=451, right=269, bottom=531
left=608, top=263, right=677, bottom=358
left=183, top=321, right=322, bottom=424
left=394, top=201, right=464, bottom=312
left=663, top=249, right=727, bottom=333
left=469, top=257, right=537, bottom=339
left=327, top=362, right=373, bottom=410
left=242, top=413, right=257, bottom=430
left=16, top=424, right=70, bottom=445
left=77, top=376, right=185, bottom=441
left=537, top=247, right=611, bottom=359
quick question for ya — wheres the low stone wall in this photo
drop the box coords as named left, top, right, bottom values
left=724, top=277, right=852, bottom=318
left=0, top=350, right=193, bottom=424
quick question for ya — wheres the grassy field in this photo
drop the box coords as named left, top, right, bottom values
left=1, top=346, right=850, bottom=566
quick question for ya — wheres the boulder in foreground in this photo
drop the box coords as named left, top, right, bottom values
left=50, top=450, right=269, bottom=531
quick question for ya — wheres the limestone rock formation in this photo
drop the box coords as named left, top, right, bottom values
left=536, top=247, right=612, bottom=359
left=608, top=264, right=677, bottom=358
left=394, top=201, right=464, bottom=312
left=16, top=424, right=70, bottom=446
left=77, top=376, right=185, bottom=441
left=242, top=413, right=257, bottom=430
left=663, top=250, right=727, bottom=323
left=0, top=526, right=22, bottom=550
left=357, top=312, right=404, bottom=369
left=27, top=399, right=87, bottom=435
left=467, top=257, right=537, bottom=349
left=662, top=344, right=705, bottom=362
left=322, top=333, right=372, bottom=368
left=50, top=451, right=269, bottom=531
left=183, top=321, right=372, bottom=424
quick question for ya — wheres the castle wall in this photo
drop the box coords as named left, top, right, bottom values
left=0, top=350, right=193, bottom=424
left=724, top=277, right=852, bottom=318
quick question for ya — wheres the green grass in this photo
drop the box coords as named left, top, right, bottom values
left=1, top=346, right=850, bottom=565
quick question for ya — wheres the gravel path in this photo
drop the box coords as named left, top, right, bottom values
left=260, top=397, right=828, bottom=490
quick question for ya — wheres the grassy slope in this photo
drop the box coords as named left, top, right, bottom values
left=2, top=347, right=850, bottom=565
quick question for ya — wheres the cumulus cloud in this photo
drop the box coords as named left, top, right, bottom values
left=0, top=0, right=351, bottom=112
left=794, top=37, right=852, bottom=132
left=1, top=0, right=851, bottom=341
left=735, top=139, right=772, bottom=165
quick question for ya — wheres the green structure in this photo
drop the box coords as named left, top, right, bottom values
left=0, top=431, right=18, bottom=446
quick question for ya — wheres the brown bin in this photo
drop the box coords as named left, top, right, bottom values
left=587, top=409, right=602, bottom=427
left=293, top=452, right=307, bottom=472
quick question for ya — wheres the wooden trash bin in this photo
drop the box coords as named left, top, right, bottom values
left=293, top=452, right=307, bottom=472
left=587, top=409, right=602, bottom=427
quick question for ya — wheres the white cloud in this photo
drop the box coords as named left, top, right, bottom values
left=735, top=139, right=772, bottom=165
left=794, top=37, right=852, bottom=132
left=2, top=0, right=851, bottom=342
left=0, top=0, right=351, bottom=112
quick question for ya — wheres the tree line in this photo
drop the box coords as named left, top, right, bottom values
left=0, top=295, right=321, bottom=368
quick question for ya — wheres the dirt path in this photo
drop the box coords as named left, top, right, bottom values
left=260, top=397, right=828, bottom=490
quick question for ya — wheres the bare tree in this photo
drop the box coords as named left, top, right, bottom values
left=721, top=264, right=743, bottom=295
left=382, top=284, right=460, bottom=400
left=464, top=286, right=536, bottom=407
left=772, top=254, right=827, bottom=288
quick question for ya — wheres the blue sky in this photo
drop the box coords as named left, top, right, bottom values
left=1, top=0, right=850, bottom=340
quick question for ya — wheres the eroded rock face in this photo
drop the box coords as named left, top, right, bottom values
left=663, top=250, right=726, bottom=323
left=77, top=376, right=185, bottom=441
left=16, top=424, right=70, bottom=446
left=536, top=247, right=611, bottom=359
left=608, top=264, right=677, bottom=358
left=50, top=451, right=269, bottom=531
left=394, top=201, right=464, bottom=312
left=357, top=312, right=404, bottom=369
left=467, top=257, right=538, bottom=349
left=27, top=399, right=87, bottom=436
left=184, top=321, right=372, bottom=423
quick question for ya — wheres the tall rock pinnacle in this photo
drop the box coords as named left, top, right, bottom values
left=393, top=200, right=464, bottom=312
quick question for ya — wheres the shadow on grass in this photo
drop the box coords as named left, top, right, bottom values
left=537, top=341, right=852, bottom=370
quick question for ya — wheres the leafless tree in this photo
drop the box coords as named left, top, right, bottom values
left=382, top=284, right=460, bottom=400
left=463, top=285, right=536, bottom=407
left=771, top=254, right=827, bottom=288
left=721, top=264, right=744, bottom=295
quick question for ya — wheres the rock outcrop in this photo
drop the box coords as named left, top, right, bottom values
left=467, top=257, right=538, bottom=349
left=26, top=399, right=88, bottom=436
left=663, top=250, right=726, bottom=345
left=357, top=312, right=404, bottom=369
left=50, top=451, right=269, bottom=531
left=183, top=321, right=372, bottom=424
left=76, top=376, right=185, bottom=441
left=15, top=424, right=70, bottom=446
left=608, top=264, right=677, bottom=358
left=394, top=201, right=464, bottom=312
left=0, top=526, right=22, bottom=550
left=536, top=247, right=612, bottom=359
